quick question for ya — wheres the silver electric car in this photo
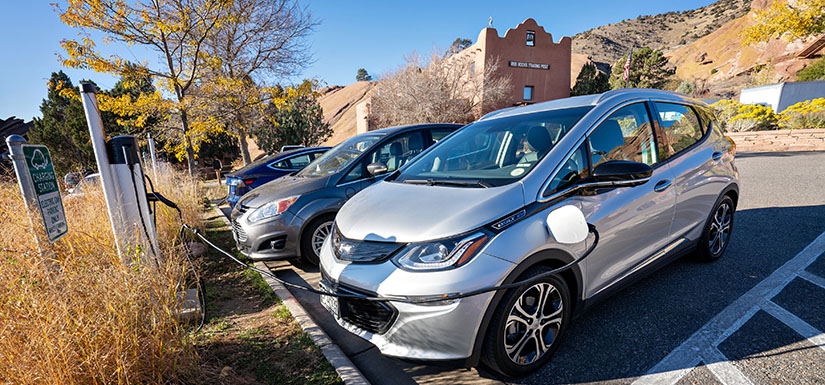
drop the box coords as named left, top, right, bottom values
left=318, top=89, right=739, bottom=377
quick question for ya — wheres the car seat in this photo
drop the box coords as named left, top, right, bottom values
left=387, top=142, right=404, bottom=171
left=589, top=120, right=626, bottom=165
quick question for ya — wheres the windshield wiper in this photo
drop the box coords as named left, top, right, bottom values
left=402, top=179, right=491, bottom=188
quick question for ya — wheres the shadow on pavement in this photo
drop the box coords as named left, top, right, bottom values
left=516, top=204, right=825, bottom=384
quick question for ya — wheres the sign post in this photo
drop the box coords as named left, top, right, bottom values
left=5, top=135, right=66, bottom=266
left=22, top=144, right=68, bottom=242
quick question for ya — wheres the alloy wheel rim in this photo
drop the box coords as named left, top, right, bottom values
left=311, top=221, right=334, bottom=257
left=504, top=282, right=563, bottom=365
left=708, top=202, right=732, bottom=255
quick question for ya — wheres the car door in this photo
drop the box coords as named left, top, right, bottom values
left=338, top=130, right=427, bottom=195
left=571, top=102, right=678, bottom=298
left=651, top=102, right=721, bottom=239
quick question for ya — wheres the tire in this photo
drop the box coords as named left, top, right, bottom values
left=695, top=195, right=735, bottom=262
left=299, top=214, right=335, bottom=265
left=481, top=266, right=571, bottom=378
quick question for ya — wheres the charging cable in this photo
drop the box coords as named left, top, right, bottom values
left=180, top=222, right=599, bottom=304
left=144, top=183, right=599, bottom=305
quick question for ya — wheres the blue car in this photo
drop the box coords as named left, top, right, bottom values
left=226, top=147, right=330, bottom=207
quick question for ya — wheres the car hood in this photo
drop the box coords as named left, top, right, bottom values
left=237, top=175, right=330, bottom=208
left=336, top=181, right=525, bottom=243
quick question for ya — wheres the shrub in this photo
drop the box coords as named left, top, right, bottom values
left=796, top=58, right=825, bottom=81
left=0, top=166, right=203, bottom=384
left=780, top=98, right=825, bottom=129
left=710, top=99, right=780, bottom=131
left=730, top=104, right=780, bottom=131
left=676, top=80, right=694, bottom=95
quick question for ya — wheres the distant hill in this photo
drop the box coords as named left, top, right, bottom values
left=572, top=0, right=751, bottom=70
left=317, top=81, right=375, bottom=146
left=666, top=0, right=820, bottom=97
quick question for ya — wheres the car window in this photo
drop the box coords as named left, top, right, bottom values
left=287, top=154, right=312, bottom=169
left=269, top=158, right=290, bottom=169
left=298, top=134, right=383, bottom=177
left=369, top=131, right=425, bottom=172
left=695, top=106, right=717, bottom=134
left=430, top=128, right=455, bottom=143
left=588, top=103, right=658, bottom=167
left=342, top=131, right=425, bottom=183
left=396, top=106, right=593, bottom=187
left=654, top=102, right=703, bottom=158
left=545, top=142, right=590, bottom=195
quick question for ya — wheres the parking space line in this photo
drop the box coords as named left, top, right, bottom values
left=798, top=270, right=825, bottom=290
left=631, top=230, right=825, bottom=385
left=702, top=347, right=754, bottom=385
left=630, top=356, right=701, bottom=385
left=760, top=300, right=825, bottom=353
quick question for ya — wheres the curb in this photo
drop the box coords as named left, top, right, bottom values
left=209, top=204, right=369, bottom=385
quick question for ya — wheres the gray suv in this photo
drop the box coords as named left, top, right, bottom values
left=230, top=123, right=462, bottom=264
left=319, top=89, right=739, bottom=377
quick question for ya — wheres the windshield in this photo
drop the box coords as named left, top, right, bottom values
left=396, top=106, right=593, bottom=187
left=297, top=134, right=383, bottom=177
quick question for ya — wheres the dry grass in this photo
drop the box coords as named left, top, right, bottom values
left=0, top=167, right=204, bottom=385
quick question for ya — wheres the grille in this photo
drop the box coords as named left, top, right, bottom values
left=340, top=295, right=397, bottom=334
left=232, top=220, right=248, bottom=242
left=321, top=276, right=397, bottom=334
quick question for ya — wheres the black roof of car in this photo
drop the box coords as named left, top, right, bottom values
left=232, top=146, right=331, bottom=175
left=366, top=123, right=465, bottom=136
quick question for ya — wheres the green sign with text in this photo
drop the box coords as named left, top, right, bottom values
left=22, top=144, right=67, bottom=242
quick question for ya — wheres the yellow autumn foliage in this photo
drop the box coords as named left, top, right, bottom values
left=710, top=98, right=825, bottom=131
left=741, top=0, right=825, bottom=45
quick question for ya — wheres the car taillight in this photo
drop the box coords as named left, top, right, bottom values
left=244, top=179, right=255, bottom=185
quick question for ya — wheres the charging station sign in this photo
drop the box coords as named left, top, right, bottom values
left=22, top=144, right=68, bottom=243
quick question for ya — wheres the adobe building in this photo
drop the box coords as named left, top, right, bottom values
left=356, top=18, right=571, bottom=134
left=460, top=18, right=572, bottom=113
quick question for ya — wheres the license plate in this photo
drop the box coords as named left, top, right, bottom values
left=319, top=282, right=339, bottom=319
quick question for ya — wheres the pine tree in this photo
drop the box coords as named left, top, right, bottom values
left=571, top=63, right=610, bottom=96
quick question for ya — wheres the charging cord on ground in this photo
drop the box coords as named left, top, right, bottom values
left=139, top=167, right=600, bottom=306
left=142, top=173, right=206, bottom=332
left=180, top=222, right=599, bottom=305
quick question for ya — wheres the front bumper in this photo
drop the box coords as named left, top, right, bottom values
left=230, top=205, right=305, bottom=260
left=318, top=238, right=513, bottom=361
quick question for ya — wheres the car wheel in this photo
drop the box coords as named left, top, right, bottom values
left=696, top=195, right=735, bottom=262
left=482, top=266, right=571, bottom=378
left=300, top=214, right=334, bottom=265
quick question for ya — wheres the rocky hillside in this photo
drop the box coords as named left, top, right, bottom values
left=667, top=0, right=820, bottom=97
left=572, top=0, right=751, bottom=69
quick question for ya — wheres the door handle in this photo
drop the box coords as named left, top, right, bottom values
left=654, top=179, right=672, bottom=192
left=712, top=151, right=723, bottom=161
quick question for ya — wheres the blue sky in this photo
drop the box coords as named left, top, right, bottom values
left=0, top=0, right=716, bottom=122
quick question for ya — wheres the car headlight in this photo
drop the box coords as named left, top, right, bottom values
left=392, top=231, right=489, bottom=271
left=247, top=196, right=299, bottom=223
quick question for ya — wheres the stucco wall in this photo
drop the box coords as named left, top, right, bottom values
left=458, top=18, right=571, bottom=113
left=727, top=128, right=825, bottom=152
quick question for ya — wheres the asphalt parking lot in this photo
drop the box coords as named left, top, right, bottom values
left=222, top=151, right=825, bottom=384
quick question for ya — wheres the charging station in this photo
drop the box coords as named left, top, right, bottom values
left=79, top=83, right=160, bottom=265
left=79, top=82, right=201, bottom=322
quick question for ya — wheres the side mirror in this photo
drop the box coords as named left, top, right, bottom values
left=589, top=160, right=652, bottom=188
left=546, top=205, right=589, bottom=244
left=367, top=162, right=389, bottom=176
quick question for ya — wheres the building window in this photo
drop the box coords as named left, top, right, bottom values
left=523, top=86, right=534, bottom=100
left=526, top=30, right=535, bottom=46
